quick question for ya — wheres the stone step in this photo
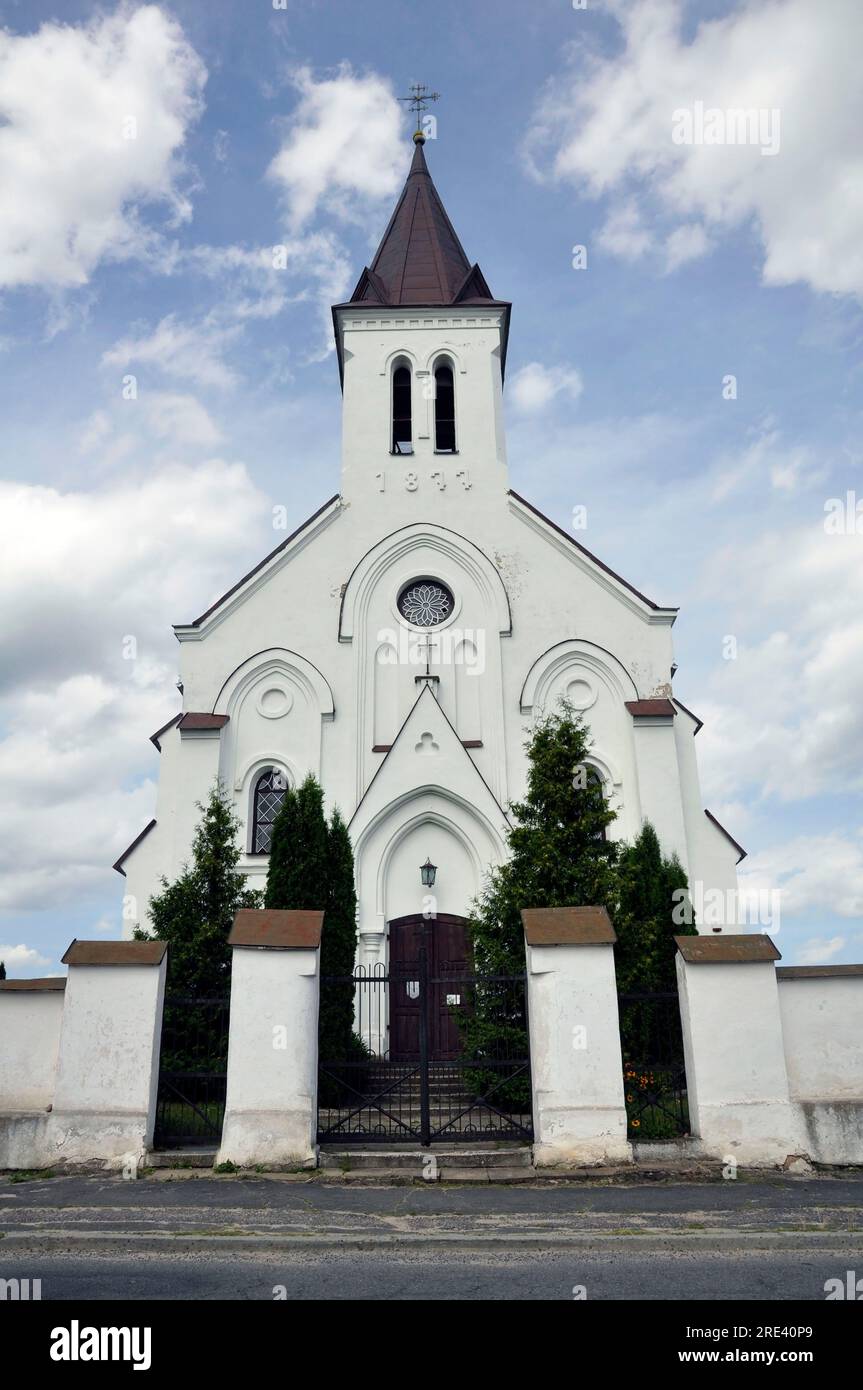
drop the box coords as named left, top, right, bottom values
left=318, top=1145, right=533, bottom=1170
left=147, top=1148, right=217, bottom=1169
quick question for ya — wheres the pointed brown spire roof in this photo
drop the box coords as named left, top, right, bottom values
left=349, top=135, right=497, bottom=307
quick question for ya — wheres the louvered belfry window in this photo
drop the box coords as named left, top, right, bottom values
left=252, top=768, right=286, bottom=853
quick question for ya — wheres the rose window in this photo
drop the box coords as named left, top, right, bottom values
left=397, top=579, right=454, bottom=627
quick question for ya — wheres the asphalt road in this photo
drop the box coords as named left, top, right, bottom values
left=0, top=1247, right=855, bottom=1300
left=1, top=1172, right=861, bottom=1301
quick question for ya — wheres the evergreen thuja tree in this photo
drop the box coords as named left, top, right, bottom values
left=469, top=702, right=618, bottom=976
left=321, top=810, right=362, bottom=1070
left=265, top=779, right=362, bottom=1095
left=614, top=821, right=696, bottom=994
left=614, top=821, right=697, bottom=1134
left=0, top=960, right=5, bottom=980
left=464, top=702, right=617, bottom=1105
left=264, top=775, right=329, bottom=910
left=139, top=780, right=261, bottom=996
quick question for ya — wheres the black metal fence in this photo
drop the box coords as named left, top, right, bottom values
left=317, top=960, right=533, bottom=1144
left=153, top=994, right=230, bottom=1148
left=618, top=990, right=689, bottom=1140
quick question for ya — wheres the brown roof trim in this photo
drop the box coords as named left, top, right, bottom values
left=522, top=906, right=616, bottom=946
left=112, top=819, right=156, bottom=877
left=150, top=713, right=181, bottom=751
left=675, top=933, right=780, bottom=963
left=182, top=494, right=340, bottom=628
left=704, top=809, right=747, bottom=864
left=229, top=909, right=324, bottom=950
left=178, top=713, right=229, bottom=732
left=625, top=698, right=676, bottom=719
left=508, top=492, right=676, bottom=614
left=62, top=939, right=167, bottom=966
left=777, top=964, right=863, bottom=980
left=0, top=977, right=66, bottom=991
left=672, top=697, right=703, bottom=735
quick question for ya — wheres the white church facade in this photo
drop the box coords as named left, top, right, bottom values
left=116, top=132, right=744, bottom=966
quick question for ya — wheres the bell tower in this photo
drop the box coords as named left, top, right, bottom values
left=332, top=131, right=512, bottom=520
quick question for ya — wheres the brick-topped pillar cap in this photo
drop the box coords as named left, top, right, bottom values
left=674, top=933, right=781, bottom=963
left=229, top=908, right=324, bottom=950
left=61, top=940, right=168, bottom=966
left=522, top=906, right=616, bottom=946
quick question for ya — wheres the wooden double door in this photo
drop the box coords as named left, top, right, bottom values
left=388, top=913, right=471, bottom=1062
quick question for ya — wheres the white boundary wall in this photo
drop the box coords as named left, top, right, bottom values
left=777, top=967, right=863, bottom=1165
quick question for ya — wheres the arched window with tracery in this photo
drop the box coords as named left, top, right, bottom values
left=251, top=768, right=287, bottom=853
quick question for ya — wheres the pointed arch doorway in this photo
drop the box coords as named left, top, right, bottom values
left=388, top=913, right=471, bottom=1062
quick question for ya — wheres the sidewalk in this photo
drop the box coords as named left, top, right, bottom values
left=2, top=1169, right=861, bottom=1257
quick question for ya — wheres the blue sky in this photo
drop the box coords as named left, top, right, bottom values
left=1, top=0, right=861, bottom=974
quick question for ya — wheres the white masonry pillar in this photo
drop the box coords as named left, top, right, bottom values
left=218, top=909, right=323, bottom=1169
left=675, top=933, right=802, bottom=1166
left=522, top=907, right=632, bottom=1168
left=626, top=700, right=690, bottom=868
left=50, top=940, right=167, bottom=1169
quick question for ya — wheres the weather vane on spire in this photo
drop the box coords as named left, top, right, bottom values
left=398, top=82, right=440, bottom=142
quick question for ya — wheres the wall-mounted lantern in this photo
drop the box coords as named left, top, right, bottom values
left=420, top=858, right=437, bottom=888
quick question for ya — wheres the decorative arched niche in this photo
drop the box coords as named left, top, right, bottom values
left=520, top=639, right=635, bottom=838
left=340, top=524, right=511, bottom=803
left=351, top=788, right=508, bottom=956
left=212, top=649, right=334, bottom=840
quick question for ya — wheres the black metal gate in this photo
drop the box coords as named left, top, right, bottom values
left=618, top=990, right=689, bottom=1140
left=153, top=994, right=230, bottom=1148
left=317, top=952, right=533, bottom=1145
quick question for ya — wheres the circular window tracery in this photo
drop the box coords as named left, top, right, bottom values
left=397, top=578, right=454, bottom=627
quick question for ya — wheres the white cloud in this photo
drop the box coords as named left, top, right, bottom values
left=78, top=410, right=112, bottom=455
left=739, top=831, right=863, bottom=921
left=0, top=5, right=206, bottom=289
left=0, top=943, right=51, bottom=974
left=0, top=458, right=272, bottom=914
left=664, top=222, right=711, bottom=272
left=598, top=201, right=651, bottom=262
left=696, top=523, right=863, bottom=803
left=143, top=392, right=223, bottom=446
left=509, top=362, right=584, bottom=414
left=797, top=936, right=846, bottom=965
left=0, top=460, right=268, bottom=697
left=524, top=0, right=863, bottom=297
left=267, top=64, right=405, bottom=230
left=710, top=426, right=824, bottom=501
left=151, top=237, right=353, bottom=358
left=103, top=313, right=241, bottom=390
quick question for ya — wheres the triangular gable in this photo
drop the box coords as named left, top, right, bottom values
left=453, top=263, right=493, bottom=303
left=349, top=267, right=387, bottom=304
left=349, top=684, right=509, bottom=837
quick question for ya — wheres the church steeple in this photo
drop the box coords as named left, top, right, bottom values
left=348, top=134, right=498, bottom=309
left=333, top=129, right=511, bottom=499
